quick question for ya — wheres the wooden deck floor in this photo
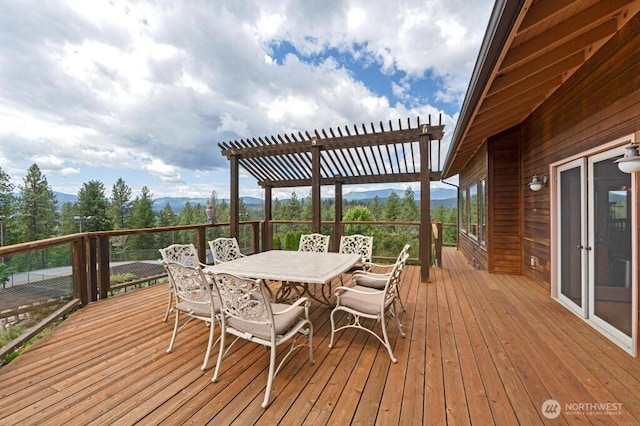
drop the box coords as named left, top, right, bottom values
left=1, top=248, right=640, bottom=425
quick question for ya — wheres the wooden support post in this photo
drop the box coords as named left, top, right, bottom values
left=98, top=235, right=110, bottom=299
left=88, top=236, right=98, bottom=302
left=334, top=180, right=343, bottom=252
left=196, top=227, right=207, bottom=264
left=230, top=155, right=240, bottom=240
left=72, top=237, right=88, bottom=306
left=311, top=142, right=321, bottom=233
left=419, top=132, right=431, bottom=282
left=264, top=185, right=272, bottom=251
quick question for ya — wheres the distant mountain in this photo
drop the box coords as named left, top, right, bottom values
left=53, top=192, right=263, bottom=213
left=154, top=196, right=263, bottom=212
left=54, top=191, right=79, bottom=205
left=52, top=187, right=457, bottom=213
left=343, top=187, right=457, bottom=202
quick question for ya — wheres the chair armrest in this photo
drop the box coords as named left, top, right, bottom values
left=353, top=270, right=389, bottom=279
left=334, top=285, right=383, bottom=297
left=272, top=297, right=310, bottom=315
left=365, top=262, right=394, bottom=273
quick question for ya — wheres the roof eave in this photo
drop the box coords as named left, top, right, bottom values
left=442, top=0, right=526, bottom=178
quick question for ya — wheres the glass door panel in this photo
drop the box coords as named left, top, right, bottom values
left=557, top=159, right=586, bottom=315
left=589, top=149, right=632, bottom=342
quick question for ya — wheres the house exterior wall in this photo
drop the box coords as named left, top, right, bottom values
left=520, top=12, right=640, bottom=283
left=487, top=128, right=522, bottom=275
left=457, top=12, right=640, bottom=284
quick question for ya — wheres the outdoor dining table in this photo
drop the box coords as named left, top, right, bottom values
left=204, top=250, right=361, bottom=307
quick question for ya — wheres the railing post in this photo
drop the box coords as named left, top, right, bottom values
left=433, top=222, right=443, bottom=267
left=252, top=221, right=260, bottom=254
left=88, top=235, right=98, bottom=302
left=98, top=235, right=110, bottom=299
left=196, top=227, right=207, bottom=264
left=72, top=237, right=88, bottom=306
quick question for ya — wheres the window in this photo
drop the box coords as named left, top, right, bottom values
left=469, top=184, right=478, bottom=239
left=460, top=189, right=468, bottom=233
left=479, top=179, right=486, bottom=244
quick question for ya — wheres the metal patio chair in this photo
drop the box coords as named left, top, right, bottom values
left=163, top=261, right=221, bottom=371
left=351, top=244, right=411, bottom=311
left=159, top=243, right=207, bottom=322
left=209, top=272, right=314, bottom=408
left=329, top=248, right=408, bottom=362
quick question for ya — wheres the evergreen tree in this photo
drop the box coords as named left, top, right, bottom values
left=383, top=191, right=401, bottom=221
left=16, top=164, right=58, bottom=242
left=109, top=178, right=132, bottom=229
left=157, top=203, right=176, bottom=248
left=272, top=198, right=282, bottom=219
left=176, top=202, right=197, bottom=243
left=301, top=191, right=312, bottom=220
left=0, top=167, right=16, bottom=245
left=59, top=201, right=79, bottom=235
left=127, top=186, right=156, bottom=256
left=77, top=180, right=110, bottom=231
left=128, top=186, right=155, bottom=229
left=216, top=199, right=230, bottom=223
left=281, top=191, right=301, bottom=220
left=400, top=187, right=419, bottom=221
left=368, top=196, right=383, bottom=220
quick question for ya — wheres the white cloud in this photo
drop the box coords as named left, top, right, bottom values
left=144, top=159, right=182, bottom=183
left=0, top=0, right=493, bottom=198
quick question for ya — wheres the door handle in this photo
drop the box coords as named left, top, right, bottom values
left=577, top=245, right=583, bottom=249
left=586, top=246, right=592, bottom=251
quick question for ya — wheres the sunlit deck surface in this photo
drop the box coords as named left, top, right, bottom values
left=1, top=248, right=640, bottom=425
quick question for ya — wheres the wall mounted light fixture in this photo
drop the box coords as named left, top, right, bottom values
left=528, top=174, right=548, bottom=191
left=614, top=143, right=640, bottom=173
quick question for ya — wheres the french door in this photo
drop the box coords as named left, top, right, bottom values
left=556, top=145, right=634, bottom=351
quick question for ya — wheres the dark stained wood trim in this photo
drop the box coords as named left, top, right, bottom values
left=420, top=134, right=431, bottom=282
left=311, top=145, right=321, bottom=233
left=263, top=186, right=272, bottom=251
left=230, top=155, right=240, bottom=240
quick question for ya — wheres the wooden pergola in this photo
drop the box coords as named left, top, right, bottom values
left=218, top=116, right=444, bottom=282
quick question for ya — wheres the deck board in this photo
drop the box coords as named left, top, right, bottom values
left=2, top=248, right=640, bottom=425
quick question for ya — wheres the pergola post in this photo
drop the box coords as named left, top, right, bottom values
left=334, top=179, right=343, bottom=252
left=230, top=154, right=240, bottom=240
left=419, top=131, right=431, bottom=282
left=264, top=185, right=273, bottom=251
left=311, top=141, right=321, bottom=233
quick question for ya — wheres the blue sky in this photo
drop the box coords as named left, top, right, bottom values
left=0, top=0, right=493, bottom=201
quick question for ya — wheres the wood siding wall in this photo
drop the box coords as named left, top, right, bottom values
left=487, top=129, right=522, bottom=275
left=519, top=12, right=640, bottom=283
left=459, top=145, right=488, bottom=270
left=457, top=13, right=640, bottom=282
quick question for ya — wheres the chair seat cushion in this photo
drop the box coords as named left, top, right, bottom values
left=176, top=298, right=220, bottom=317
left=228, top=303, right=305, bottom=340
left=338, top=285, right=393, bottom=315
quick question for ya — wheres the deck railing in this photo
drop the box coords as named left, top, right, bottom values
left=0, top=219, right=450, bottom=361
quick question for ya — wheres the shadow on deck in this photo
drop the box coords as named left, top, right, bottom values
left=1, top=248, right=639, bottom=424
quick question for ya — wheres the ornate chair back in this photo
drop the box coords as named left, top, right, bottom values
left=209, top=237, right=245, bottom=264
left=339, top=234, right=373, bottom=267
left=298, top=233, right=330, bottom=253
